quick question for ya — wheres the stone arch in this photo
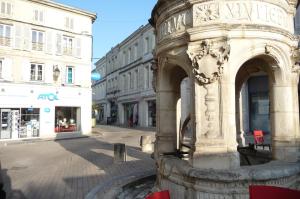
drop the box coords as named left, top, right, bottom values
left=235, top=52, right=291, bottom=164
left=155, top=57, right=191, bottom=157
left=232, top=43, right=289, bottom=86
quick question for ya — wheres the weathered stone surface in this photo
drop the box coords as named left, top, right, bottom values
left=151, top=0, right=300, bottom=198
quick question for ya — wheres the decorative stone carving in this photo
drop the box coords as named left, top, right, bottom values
left=194, top=3, right=219, bottom=22
left=151, top=57, right=168, bottom=92
left=203, top=83, right=220, bottom=138
left=290, top=47, right=300, bottom=73
left=187, top=40, right=230, bottom=85
left=151, top=58, right=158, bottom=92
left=192, top=1, right=290, bottom=31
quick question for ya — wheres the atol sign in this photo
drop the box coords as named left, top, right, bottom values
left=37, top=93, right=59, bottom=101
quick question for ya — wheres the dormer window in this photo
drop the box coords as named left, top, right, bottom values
left=65, top=17, right=74, bottom=30
left=34, top=10, right=44, bottom=23
left=0, top=1, right=12, bottom=16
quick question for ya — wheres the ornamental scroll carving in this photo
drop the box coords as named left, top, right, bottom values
left=187, top=40, right=230, bottom=85
left=151, top=57, right=168, bottom=92
left=150, top=59, right=158, bottom=92
left=290, top=46, right=300, bottom=74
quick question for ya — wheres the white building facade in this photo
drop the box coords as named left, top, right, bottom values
left=0, top=0, right=96, bottom=140
left=92, top=24, right=156, bottom=127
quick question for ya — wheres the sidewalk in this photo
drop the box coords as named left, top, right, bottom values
left=0, top=125, right=156, bottom=199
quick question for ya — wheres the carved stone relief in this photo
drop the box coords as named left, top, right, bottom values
left=187, top=40, right=228, bottom=138
left=192, top=1, right=290, bottom=31
left=151, top=56, right=168, bottom=92
left=291, top=47, right=300, bottom=73
left=150, top=59, right=158, bottom=92
left=194, top=3, right=219, bottom=23
left=187, top=39, right=230, bottom=85
left=157, top=10, right=191, bottom=41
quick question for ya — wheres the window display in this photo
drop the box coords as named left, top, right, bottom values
left=55, top=107, right=79, bottom=133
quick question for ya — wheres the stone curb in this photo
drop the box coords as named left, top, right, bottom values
left=85, top=169, right=156, bottom=199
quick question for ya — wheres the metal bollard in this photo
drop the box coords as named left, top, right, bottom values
left=140, top=135, right=154, bottom=153
left=114, top=143, right=126, bottom=163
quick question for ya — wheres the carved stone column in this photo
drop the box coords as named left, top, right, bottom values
left=187, top=39, right=239, bottom=169
left=270, top=60, right=300, bottom=162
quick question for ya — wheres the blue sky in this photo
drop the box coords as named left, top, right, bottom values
left=54, top=0, right=157, bottom=64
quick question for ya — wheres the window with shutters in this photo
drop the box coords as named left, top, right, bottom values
left=0, top=1, right=12, bottom=16
left=63, top=36, right=73, bottom=56
left=33, top=10, right=44, bottom=23
left=66, top=66, right=74, bottom=84
left=0, top=24, right=11, bottom=46
left=32, top=30, right=44, bottom=51
left=30, top=63, right=43, bottom=81
left=65, top=17, right=74, bottom=30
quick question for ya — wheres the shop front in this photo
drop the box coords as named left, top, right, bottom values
left=0, top=84, right=91, bottom=140
left=124, top=103, right=138, bottom=127
left=147, top=100, right=156, bottom=127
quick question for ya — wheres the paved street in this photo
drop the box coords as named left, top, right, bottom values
left=0, top=125, right=156, bottom=199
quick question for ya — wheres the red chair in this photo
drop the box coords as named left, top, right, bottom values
left=146, top=190, right=170, bottom=199
left=253, top=130, right=271, bottom=150
left=249, top=185, right=300, bottom=199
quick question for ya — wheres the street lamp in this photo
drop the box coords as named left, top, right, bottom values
left=53, top=65, right=60, bottom=81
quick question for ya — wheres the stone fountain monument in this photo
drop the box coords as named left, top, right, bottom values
left=150, top=0, right=300, bottom=198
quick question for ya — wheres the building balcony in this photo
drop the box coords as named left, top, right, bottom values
left=0, top=37, right=11, bottom=47
left=32, top=42, right=44, bottom=51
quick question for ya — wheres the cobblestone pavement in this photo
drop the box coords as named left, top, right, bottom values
left=0, top=125, right=156, bottom=199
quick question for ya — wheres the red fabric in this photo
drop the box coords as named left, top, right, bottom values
left=253, top=130, right=264, bottom=144
left=249, top=185, right=300, bottom=199
left=146, top=190, right=170, bottom=199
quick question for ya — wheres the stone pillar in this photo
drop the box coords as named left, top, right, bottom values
left=192, top=81, right=239, bottom=170
left=271, top=83, right=299, bottom=162
left=155, top=90, right=178, bottom=157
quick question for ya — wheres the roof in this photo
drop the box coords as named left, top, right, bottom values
left=28, top=0, right=97, bottom=22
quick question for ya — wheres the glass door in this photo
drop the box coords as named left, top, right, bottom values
left=1, top=109, right=11, bottom=139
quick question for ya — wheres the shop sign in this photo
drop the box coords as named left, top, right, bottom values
left=37, top=93, right=59, bottom=101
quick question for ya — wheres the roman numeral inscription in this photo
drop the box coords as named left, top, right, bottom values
left=224, top=1, right=287, bottom=27
left=193, top=1, right=290, bottom=31
left=158, top=11, right=191, bottom=41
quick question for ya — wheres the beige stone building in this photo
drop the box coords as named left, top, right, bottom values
left=0, top=0, right=96, bottom=140
left=150, top=0, right=300, bottom=198
left=92, top=24, right=156, bottom=127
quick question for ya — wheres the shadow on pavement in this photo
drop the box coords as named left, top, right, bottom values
left=55, top=136, right=155, bottom=198
left=1, top=167, right=27, bottom=199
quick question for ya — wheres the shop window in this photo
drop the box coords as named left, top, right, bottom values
left=55, top=107, right=79, bottom=133
left=32, top=30, right=44, bottom=51
left=0, top=108, right=40, bottom=140
left=30, top=63, right=43, bottom=81
left=20, top=108, right=40, bottom=138
left=148, top=101, right=156, bottom=127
